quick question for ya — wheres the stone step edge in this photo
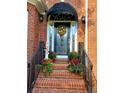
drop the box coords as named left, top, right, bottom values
left=34, top=86, right=85, bottom=90
left=32, top=88, right=87, bottom=93
left=36, top=77, right=83, bottom=80
left=34, top=78, right=85, bottom=89
left=37, top=77, right=83, bottom=79
left=53, top=68, right=68, bottom=70
left=53, top=69, right=69, bottom=71
left=39, top=69, right=69, bottom=72
left=38, top=74, right=82, bottom=78
left=38, top=72, right=82, bottom=78
left=53, top=63, right=69, bottom=65
left=32, top=87, right=86, bottom=91
left=34, top=86, right=86, bottom=90
left=55, top=61, right=68, bottom=63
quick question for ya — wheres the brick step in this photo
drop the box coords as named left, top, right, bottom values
left=54, top=61, right=68, bottom=64
left=53, top=63, right=69, bottom=70
left=55, top=58, right=69, bottom=63
left=38, top=72, right=82, bottom=79
left=53, top=69, right=70, bottom=72
left=34, top=78, right=85, bottom=90
left=32, top=88, right=87, bottom=93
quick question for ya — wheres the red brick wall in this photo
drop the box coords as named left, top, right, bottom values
left=88, top=0, right=97, bottom=78
left=88, top=0, right=97, bottom=92
left=27, top=3, right=35, bottom=60
left=27, top=3, right=47, bottom=60
left=39, top=16, right=47, bottom=42
left=65, top=0, right=85, bottom=19
left=77, top=21, right=85, bottom=43
left=27, top=3, right=40, bottom=60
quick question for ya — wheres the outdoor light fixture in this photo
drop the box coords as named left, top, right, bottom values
left=41, top=12, right=46, bottom=15
left=81, top=16, right=85, bottom=24
left=40, top=15, right=44, bottom=22
left=39, top=12, right=46, bottom=22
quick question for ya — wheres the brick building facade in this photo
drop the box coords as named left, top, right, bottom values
left=27, top=0, right=97, bottom=92
left=27, top=0, right=96, bottom=76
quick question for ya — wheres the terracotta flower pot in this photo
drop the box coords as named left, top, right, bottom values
left=52, top=59, right=55, bottom=63
left=70, top=58, right=80, bottom=65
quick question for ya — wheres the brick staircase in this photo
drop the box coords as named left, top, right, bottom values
left=32, top=58, right=87, bottom=93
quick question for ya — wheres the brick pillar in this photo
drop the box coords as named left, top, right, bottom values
left=27, top=3, right=40, bottom=60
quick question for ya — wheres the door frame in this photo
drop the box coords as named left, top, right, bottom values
left=54, top=24, right=70, bottom=55
left=45, top=21, right=78, bottom=59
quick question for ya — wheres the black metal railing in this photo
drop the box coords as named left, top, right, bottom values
left=78, top=42, right=93, bottom=93
left=27, top=42, right=45, bottom=93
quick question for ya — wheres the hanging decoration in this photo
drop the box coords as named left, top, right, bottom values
left=57, top=25, right=66, bottom=37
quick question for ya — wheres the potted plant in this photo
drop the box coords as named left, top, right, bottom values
left=48, top=51, right=56, bottom=62
left=67, top=63, right=85, bottom=77
left=67, top=52, right=84, bottom=77
left=68, top=52, right=79, bottom=64
left=70, top=58, right=80, bottom=65
left=37, top=59, right=53, bottom=77
left=68, top=52, right=79, bottom=60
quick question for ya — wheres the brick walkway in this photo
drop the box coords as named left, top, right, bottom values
left=32, top=58, right=87, bottom=93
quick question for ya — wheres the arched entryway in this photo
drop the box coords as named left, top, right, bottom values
left=45, top=2, right=78, bottom=58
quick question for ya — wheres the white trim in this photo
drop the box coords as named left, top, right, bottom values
left=74, top=23, right=78, bottom=52
left=85, top=0, right=88, bottom=54
left=56, top=55, right=68, bottom=58
left=75, top=31, right=78, bottom=52
left=50, top=24, right=54, bottom=51
left=70, top=22, right=78, bottom=52
left=45, top=22, right=49, bottom=59
left=85, top=0, right=88, bottom=66
left=70, top=25, right=72, bottom=52
left=60, top=0, right=64, bottom=2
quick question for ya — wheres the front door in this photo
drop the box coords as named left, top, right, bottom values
left=55, top=25, right=69, bottom=55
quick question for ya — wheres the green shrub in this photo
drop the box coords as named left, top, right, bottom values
left=48, top=51, right=56, bottom=59
left=37, top=59, right=53, bottom=76
left=67, top=63, right=84, bottom=76
left=68, top=52, right=79, bottom=59
left=42, top=59, right=53, bottom=73
left=68, top=64, right=79, bottom=73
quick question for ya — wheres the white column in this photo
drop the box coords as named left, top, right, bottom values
left=71, top=22, right=78, bottom=52
left=45, top=22, right=49, bottom=59
left=85, top=0, right=88, bottom=54
left=85, top=0, right=89, bottom=71
left=70, top=25, right=72, bottom=52
left=74, top=23, right=78, bottom=52
left=51, top=23, right=54, bottom=51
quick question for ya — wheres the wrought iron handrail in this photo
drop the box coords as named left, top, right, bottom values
left=27, top=42, right=45, bottom=93
left=78, top=43, right=93, bottom=93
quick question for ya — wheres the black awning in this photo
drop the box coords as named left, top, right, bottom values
left=47, top=2, right=78, bottom=21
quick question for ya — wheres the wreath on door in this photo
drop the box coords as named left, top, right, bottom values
left=57, top=25, right=66, bottom=37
